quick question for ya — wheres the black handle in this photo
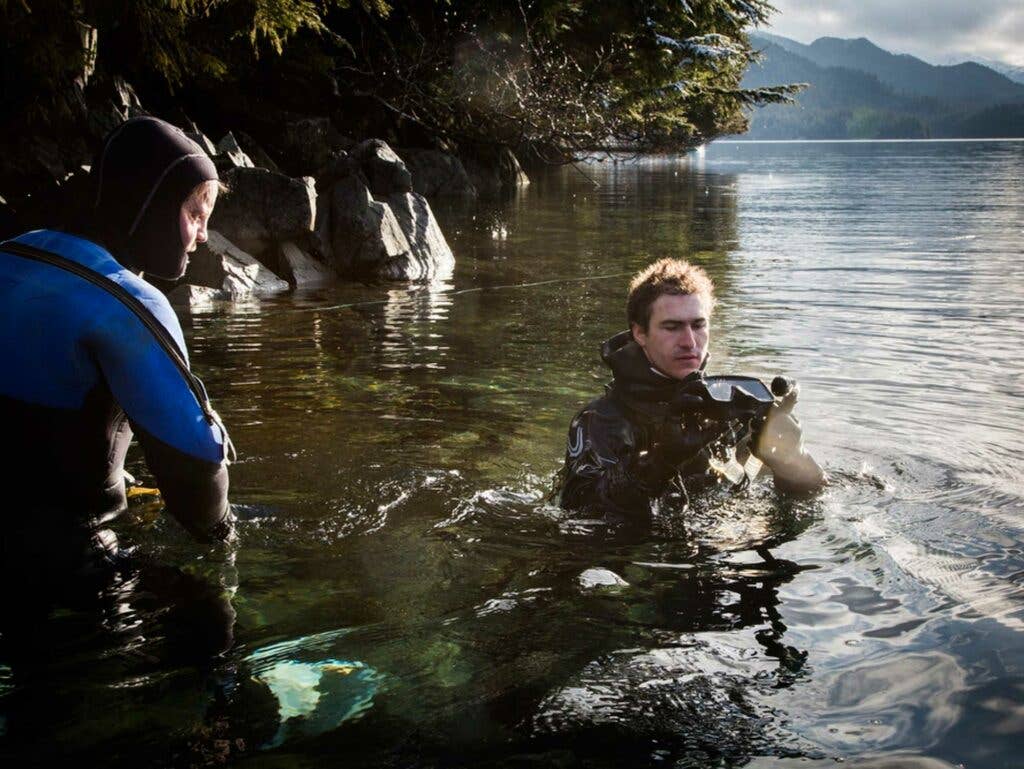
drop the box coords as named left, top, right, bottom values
left=771, top=376, right=795, bottom=398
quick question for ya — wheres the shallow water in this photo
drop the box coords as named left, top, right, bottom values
left=2, top=140, right=1023, bottom=768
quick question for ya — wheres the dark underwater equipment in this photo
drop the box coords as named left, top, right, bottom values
left=694, top=374, right=793, bottom=425
left=692, top=374, right=795, bottom=485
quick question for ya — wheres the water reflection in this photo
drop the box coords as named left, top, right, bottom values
left=379, top=262, right=455, bottom=372
left=241, top=628, right=382, bottom=748
left=817, top=652, right=966, bottom=751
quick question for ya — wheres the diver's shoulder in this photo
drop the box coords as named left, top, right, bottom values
left=572, top=391, right=628, bottom=424
left=106, top=272, right=185, bottom=351
left=10, top=230, right=183, bottom=341
left=81, top=247, right=182, bottom=338
left=115, top=269, right=176, bottom=321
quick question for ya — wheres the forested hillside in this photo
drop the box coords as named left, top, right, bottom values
left=741, top=33, right=1024, bottom=139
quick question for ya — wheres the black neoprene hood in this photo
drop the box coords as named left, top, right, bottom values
left=92, top=116, right=218, bottom=279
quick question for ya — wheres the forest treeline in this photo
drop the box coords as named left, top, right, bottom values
left=0, top=0, right=794, bottom=194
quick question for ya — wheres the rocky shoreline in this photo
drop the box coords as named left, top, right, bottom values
left=1, top=68, right=530, bottom=306
left=165, top=127, right=530, bottom=307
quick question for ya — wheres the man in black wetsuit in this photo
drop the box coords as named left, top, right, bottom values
left=0, top=116, right=234, bottom=576
left=557, top=258, right=825, bottom=519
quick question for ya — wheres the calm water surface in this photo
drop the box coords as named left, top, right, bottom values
left=3, top=141, right=1023, bottom=767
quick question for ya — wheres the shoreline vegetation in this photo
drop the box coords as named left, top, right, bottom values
left=0, top=1, right=797, bottom=300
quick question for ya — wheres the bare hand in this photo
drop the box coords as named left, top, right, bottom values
left=752, top=388, right=827, bottom=493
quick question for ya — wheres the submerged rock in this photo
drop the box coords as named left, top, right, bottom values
left=577, top=568, right=629, bottom=590
left=531, top=632, right=808, bottom=761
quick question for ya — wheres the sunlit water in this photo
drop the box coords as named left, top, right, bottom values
left=2, top=141, right=1023, bottom=768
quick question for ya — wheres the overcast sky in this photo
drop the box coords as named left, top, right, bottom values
left=765, top=1, right=1024, bottom=67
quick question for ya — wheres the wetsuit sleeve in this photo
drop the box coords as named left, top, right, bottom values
left=88, top=301, right=231, bottom=541
left=558, top=408, right=669, bottom=518
left=134, top=425, right=231, bottom=542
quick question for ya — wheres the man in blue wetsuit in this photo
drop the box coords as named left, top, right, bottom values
left=0, top=116, right=234, bottom=572
left=557, top=258, right=825, bottom=519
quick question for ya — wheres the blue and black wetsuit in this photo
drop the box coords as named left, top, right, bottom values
left=0, top=229, right=230, bottom=541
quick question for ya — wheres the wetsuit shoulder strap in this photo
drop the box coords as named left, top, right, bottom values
left=1, top=239, right=219, bottom=429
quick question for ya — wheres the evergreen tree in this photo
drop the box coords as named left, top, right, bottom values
left=1, top=0, right=794, bottom=167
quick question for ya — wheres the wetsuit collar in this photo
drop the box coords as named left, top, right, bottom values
left=601, top=330, right=707, bottom=418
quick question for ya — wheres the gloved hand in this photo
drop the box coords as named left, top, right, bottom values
left=751, top=387, right=826, bottom=493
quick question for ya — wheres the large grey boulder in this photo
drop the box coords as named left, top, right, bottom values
left=209, top=167, right=316, bottom=256
left=182, top=230, right=289, bottom=298
left=166, top=284, right=225, bottom=310
left=401, top=148, right=477, bottom=199
left=325, top=174, right=412, bottom=276
left=324, top=174, right=454, bottom=281
left=314, top=141, right=456, bottom=281
left=351, top=139, right=413, bottom=197
left=463, top=146, right=530, bottom=198
left=384, top=192, right=455, bottom=280
left=272, top=241, right=336, bottom=288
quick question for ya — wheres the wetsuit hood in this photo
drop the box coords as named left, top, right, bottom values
left=601, top=330, right=707, bottom=417
left=88, top=116, right=218, bottom=280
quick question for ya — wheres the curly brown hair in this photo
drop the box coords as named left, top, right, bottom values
left=626, top=258, right=716, bottom=330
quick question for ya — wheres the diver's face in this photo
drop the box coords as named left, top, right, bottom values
left=632, top=293, right=710, bottom=380
left=179, top=188, right=216, bottom=254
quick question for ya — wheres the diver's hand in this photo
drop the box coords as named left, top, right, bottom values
left=752, top=389, right=827, bottom=493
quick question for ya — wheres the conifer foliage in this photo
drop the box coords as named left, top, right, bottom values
left=0, top=0, right=795, bottom=155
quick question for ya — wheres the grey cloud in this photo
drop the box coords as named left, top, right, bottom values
left=768, top=0, right=1023, bottom=65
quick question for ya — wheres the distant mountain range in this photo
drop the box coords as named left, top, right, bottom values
left=942, top=55, right=1024, bottom=86
left=740, top=33, right=1024, bottom=139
